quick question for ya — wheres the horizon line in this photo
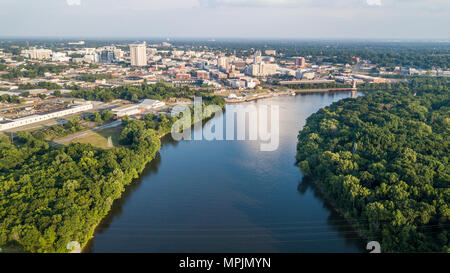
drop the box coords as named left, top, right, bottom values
left=0, top=36, right=449, bottom=43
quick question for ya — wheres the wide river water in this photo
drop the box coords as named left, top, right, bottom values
left=85, top=91, right=366, bottom=253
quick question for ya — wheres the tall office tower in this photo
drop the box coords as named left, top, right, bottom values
left=295, top=57, right=306, bottom=68
left=99, top=50, right=116, bottom=63
left=129, top=43, right=147, bottom=66
left=254, top=50, right=262, bottom=64
left=218, top=57, right=229, bottom=71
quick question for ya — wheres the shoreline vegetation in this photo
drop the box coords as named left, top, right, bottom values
left=296, top=77, right=449, bottom=252
left=1, top=78, right=448, bottom=252
left=0, top=94, right=225, bottom=253
left=80, top=104, right=224, bottom=253
left=305, top=178, right=369, bottom=242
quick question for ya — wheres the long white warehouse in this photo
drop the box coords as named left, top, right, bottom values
left=0, top=103, right=93, bottom=131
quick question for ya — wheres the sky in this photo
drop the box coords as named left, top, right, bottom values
left=0, top=0, right=449, bottom=39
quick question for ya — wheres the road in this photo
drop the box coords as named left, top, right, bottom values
left=51, top=120, right=122, bottom=146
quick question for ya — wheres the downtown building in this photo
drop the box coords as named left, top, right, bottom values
left=294, top=57, right=306, bottom=68
left=22, top=47, right=53, bottom=60
left=129, top=43, right=147, bottom=66
left=245, top=62, right=278, bottom=77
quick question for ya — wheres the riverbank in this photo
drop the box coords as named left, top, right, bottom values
left=307, top=179, right=368, bottom=242
left=80, top=130, right=169, bottom=253
left=86, top=93, right=364, bottom=253
left=80, top=106, right=223, bottom=253
left=225, top=88, right=357, bottom=103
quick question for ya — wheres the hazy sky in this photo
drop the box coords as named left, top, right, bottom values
left=0, top=0, right=449, bottom=39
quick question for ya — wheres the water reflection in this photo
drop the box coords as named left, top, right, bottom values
left=83, top=152, right=163, bottom=252
left=86, top=92, right=366, bottom=253
left=297, top=177, right=366, bottom=252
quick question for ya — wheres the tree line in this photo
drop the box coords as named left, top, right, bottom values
left=0, top=120, right=161, bottom=252
left=296, top=77, right=449, bottom=252
left=0, top=94, right=225, bottom=252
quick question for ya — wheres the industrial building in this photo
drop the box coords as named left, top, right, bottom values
left=112, top=99, right=165, bottom=118
left=0, top=103, right=93, bottom=131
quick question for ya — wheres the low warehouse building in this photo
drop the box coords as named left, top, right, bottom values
left=0, top=103, right=93, bottom=131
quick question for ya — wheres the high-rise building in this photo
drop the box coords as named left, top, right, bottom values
left=129, top=43, right=147, bottom=66
left=294, top=57, right=306, bottom=68
left=218, top=57, right=229, bottom=71
left=99, top=50, right=116, bottom=63
left=254, top=50, right=262, bottom=64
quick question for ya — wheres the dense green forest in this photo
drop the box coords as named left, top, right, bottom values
left=296, top=78, right=449, bottom=252
left=0, top=120, right=161, bottom=252
left=0, top=94, right=224, bottom=252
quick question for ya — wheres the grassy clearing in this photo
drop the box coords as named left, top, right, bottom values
left=61, top=125, right=123, bottom=149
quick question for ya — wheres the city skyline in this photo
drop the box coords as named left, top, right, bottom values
left=0, top=0, right=449, bottom=39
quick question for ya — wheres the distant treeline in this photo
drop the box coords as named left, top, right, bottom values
left=183, top=40, right=450, bottom=69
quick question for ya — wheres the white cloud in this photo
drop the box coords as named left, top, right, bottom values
left=66, top=0, right=81, bottom=6
left=366, top=0, right=382, bottom=6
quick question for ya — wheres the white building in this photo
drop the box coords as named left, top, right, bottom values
left=139, top=99, right=165, bottom=110
left=52, top=52, right=71, bottom=62
left=112, top=105, right=141, bottom=118
left=84, top=54, right=99, bottom=63
left=171, top=50, right=184, bottom=58
left=217, top=57, right=229, bottom=71
left=245, top=62, right=278, bottom=77
left=301, top=72, right=316, bottom=80
left=228, top=79, right=246, bottom=89
left=68, top=41, right=85, bottom=45
left=0, top=103, right=93, bottom=131
left=112, top=99, right=165, bottom=118
left=130, top=43, right=147, bottom=66
left=147, top=48, right=158, bottom=56
left=22, top=48, right=53, bottom=60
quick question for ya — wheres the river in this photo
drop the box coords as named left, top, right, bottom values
left=85, top=91, right=366, bottom=253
